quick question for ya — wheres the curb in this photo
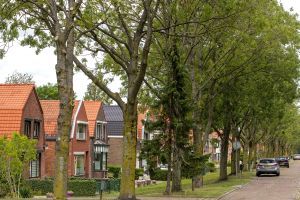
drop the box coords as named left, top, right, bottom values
left=216, top=181, right=252, bottom=200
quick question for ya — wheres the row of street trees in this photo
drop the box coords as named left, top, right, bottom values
left=1, top=0, right=300, bottom=199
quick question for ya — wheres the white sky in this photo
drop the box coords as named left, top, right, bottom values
left=0, top=0, right=299, bottom=99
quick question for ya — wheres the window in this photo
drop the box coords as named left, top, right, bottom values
left=96, top=122, right=107, bottom=140
left=33, top=121, right=40, bottom=138
left=24, top=120, right=31, bottom=138
left=76, top=123, right=87, bottom=140
left=94, top=152, right=107, bottom=171
left=30, top=154, right=40, bottom=178
left=74, top=155, right=84, bottom=176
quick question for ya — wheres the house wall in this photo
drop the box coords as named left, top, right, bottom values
left=69, top=103, right=90, bottom=178
left=44, top=141, right=56, bottom=177
left=107, top=137, right=123, bottom=166
left=91, top=106, right=108, bottom=179
left=22, top=90, right=46, bottom=178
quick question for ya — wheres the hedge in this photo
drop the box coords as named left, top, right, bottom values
left=135, top=168, right=144, bottom=180
left=69, top=179, right=96, bottom=196
left=150, top=169, right=168, bottom=181
left=25, top=179, right=53, bottom=194
left=25, top=178, right=96, bottom=196
left=108, top=166, right=121, bottom=178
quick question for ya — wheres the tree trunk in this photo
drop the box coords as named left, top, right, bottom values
left=219, top=123, right=231, bottom=181
left=119, top=102, right=137, bottom=200
left=165, top=128, right=173, bottom=195
left=172, top=146, right=182, bottom=192
left=192, top=124, right=204, bottom=188
left=231, top=145, right=236, bottom=175
left=243, top=142, right=249, bottom=171
left=53, top=31, right=74, bottom=199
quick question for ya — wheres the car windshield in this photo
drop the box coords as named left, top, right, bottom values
left=260, top=159, right=275, bottom=164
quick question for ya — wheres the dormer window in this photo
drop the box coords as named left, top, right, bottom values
left=33, top=121, right=40, bottom=138
left=76, top=122, right=87, bottom=140
left=24, top=120, right=31, bottom=138
left=96, top=121, right=107, bottom=140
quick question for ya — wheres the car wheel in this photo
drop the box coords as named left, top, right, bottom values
left=256, top=173, right=260, bottom=177
left=276, top=173, right=280, bottom=176
left=287, top=166, right=289, bottom=168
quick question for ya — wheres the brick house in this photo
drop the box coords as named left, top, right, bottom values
left=84, top=101, right=108, bottom=179
left=103, top=105, right=124, bottom=166
left=0, top=84, right=45, bottom=178
left=41, top=100, right=91, bottom=178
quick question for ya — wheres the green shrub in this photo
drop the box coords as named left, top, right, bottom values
left=68, top=179, right=96, bottom=196
left=25, top=179, right=53, bottom=194
left=20, top=186, right=33, bottom=198
left=150, top=169, right=168, bottom=181
left=108, top=166, right=121, bottom=178
left=135, top=168, right=144, bottom=180
left=0, top=183, right=9, bottom=198
left=206, top=162, right=216, bottom=172
left=25, top=178, right=96, bottom=196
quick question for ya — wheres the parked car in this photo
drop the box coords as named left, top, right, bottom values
left=275, top=156, right=289, bottom=168
left=256, top=158, right=280, bottom=177
left=293, top=154, right=300, bottom=160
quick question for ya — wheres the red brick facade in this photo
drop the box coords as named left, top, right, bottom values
left=42, top=100, right=91, bottom=178
left=107, top=137, right=123, bottom=166
left=0, top=84, right=46, bottom=178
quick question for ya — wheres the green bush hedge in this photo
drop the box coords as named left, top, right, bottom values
left=25, top=179, right=53, bottom=194
left=206, top=162, right=216, bottom=172
left=108, top=166, right=121, bottom=178
left=69, top=179, right=96, bottom=196
left=135, top=168, right=144, bottom=180
left=150, top=169, right=168, bottom=181
left=25, top=178, right=96, bottom=196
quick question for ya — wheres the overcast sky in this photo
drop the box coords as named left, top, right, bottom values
left=0, top=0, right=299, bottom=99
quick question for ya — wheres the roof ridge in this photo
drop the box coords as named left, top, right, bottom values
left=0, top=83, right=35, bottom=86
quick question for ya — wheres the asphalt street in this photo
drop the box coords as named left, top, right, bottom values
left=220, top=160, right=300, bottom=200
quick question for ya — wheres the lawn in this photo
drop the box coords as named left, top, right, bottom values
left=103, top=171, right=254, bottom=199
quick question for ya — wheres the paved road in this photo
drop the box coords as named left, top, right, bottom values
left=220, top=160, right=300, bottom=200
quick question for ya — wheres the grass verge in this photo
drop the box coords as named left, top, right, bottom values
left=102, top=171, right=254, bottom=199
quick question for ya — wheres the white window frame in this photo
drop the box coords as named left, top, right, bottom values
left=96, top=121, right=107, bottom=140
left=76, top=122, right=87, bottom=140
left=74, top=154, right=85, bottom=176
left=30, top=154, right=40, bottom=178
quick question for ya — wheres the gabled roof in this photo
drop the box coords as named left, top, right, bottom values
left=103, top=105, right=123, bottom=122
left=40, top=100, right=60, bottom=135
left=0, top=84, right=35, bottom=137
left=83, top=101, right=102, bottom=137
left=41, top=100, right=81, bottom=137
left=103, top=105, right=123, bottom=136
left=0, top=84, right=35, bottom=109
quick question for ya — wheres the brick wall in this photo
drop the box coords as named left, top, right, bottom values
left=44, top=141, right=56, bottom=177
left=107, top=137, right=123, bottom=166
left=22, top=89, right=46, bottom=178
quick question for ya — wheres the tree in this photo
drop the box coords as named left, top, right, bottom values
left=84, top=82, right=113, bottom=104
left=36, top=83, right=59, bottom=100
left=73, top=1, right=160, bottom=199
left=0, top=133, right=36, bottom=199
left=5, top=71, right=34, bottom=84
left=0, top=1, right=83, bottom=199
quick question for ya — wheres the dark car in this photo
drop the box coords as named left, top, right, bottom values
left=275, top=157, right=289, bottom=168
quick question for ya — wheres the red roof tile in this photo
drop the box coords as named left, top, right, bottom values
left=0, top=84, right=35, bottom=138
left=41, top=100, right=79, bottom=135
left=40, top=100, right=60, bottom=135
left=83, top=101, right=102, bottom=136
